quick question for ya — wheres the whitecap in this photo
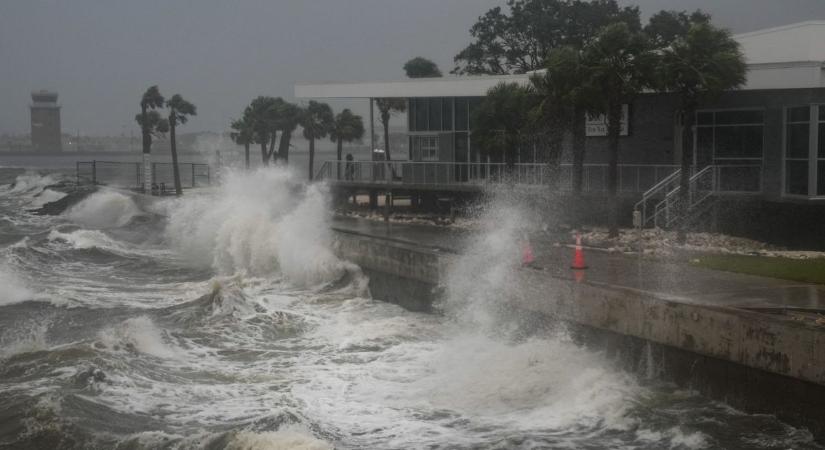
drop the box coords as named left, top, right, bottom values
left=64, top=190, right=141, bottom=228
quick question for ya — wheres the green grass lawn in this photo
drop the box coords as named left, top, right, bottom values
left=691, top=254, right=825, bottom=284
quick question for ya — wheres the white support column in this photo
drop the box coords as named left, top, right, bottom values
left=369, top=97, right=375, bottom=160
left=142, top=152, right=151, bottom=193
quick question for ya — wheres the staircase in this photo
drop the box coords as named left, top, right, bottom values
left=634, top=165, right=718, bottom=230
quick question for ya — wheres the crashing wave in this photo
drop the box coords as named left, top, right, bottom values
left=0, top=265, right=36, bottom=306
left=64, top=190, right=142, bottom=228
left=165, top=168, right=351, bottom=287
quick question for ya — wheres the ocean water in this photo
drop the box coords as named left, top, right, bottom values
left=0, top=164, right=821, bottom=449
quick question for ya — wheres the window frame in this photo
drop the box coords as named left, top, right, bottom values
left=694, top=107, right=765, bottom=163
left=782, top=104, right=825, bottom=199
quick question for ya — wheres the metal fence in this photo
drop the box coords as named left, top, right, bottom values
left=315, top=160, right=682, bottom=194
left=76, top=161, right=210, bottom=190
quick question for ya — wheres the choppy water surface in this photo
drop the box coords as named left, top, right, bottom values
left=0, top=166, right=820, bottom=449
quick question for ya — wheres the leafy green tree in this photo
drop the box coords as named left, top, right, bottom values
left=330, top=109, right=365, bottom=178
left=582, top=22, right=656, bottom=237
left=300, top=101, right=334, bottom=180
left=403, top=57, right=442, bottom=78
left=243, top=96, right=279, bottom=165
left=230, top=117, right=255, bottom=170
left=453, top=0, right=640, bottom=75
left=166, top=94, right=197, bottom=197
left=374, top=98, right=406, bottom=161
left=644, top=9, right=711, bottom=48
left=472, top=82, right=536, bottom=167
left=529, top=46, right=597, bottom=188
left=656, top=20, right=746, bottom=242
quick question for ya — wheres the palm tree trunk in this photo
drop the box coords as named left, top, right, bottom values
left=244, top=143, right=250, bottom=170
left=677, top=106, right=696, bottom=244
left=607, top=102, right=622, bottom=238
left=308, top=137, right=315, bottom=181
left=572, top=107, right=587, bottom=195
left=170, top=120, right=182, bottom=197
left=278, top=131, right=291, bottom=164
left=382, top=118, right=392, bottom=161
left=268, top=132, right=277, bottom=164
left=336, top=137, right=343, bottom=179
left=260, top=142, right=268, bottom=166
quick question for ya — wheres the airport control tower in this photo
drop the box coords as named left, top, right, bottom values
left=30, top=90, right=62, bottom=152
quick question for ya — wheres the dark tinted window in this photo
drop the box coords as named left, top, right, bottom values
left=455, top=98, right=468, bottom=131
left=429, top=98, right=442, bottom=131
left=415, top=98, right=428, bottom=132
left=407, top=100, right=415, bottom=130
left=715, top=126, right=763, bottom=158
left=442, top=98, right=453, bottom=131
left=786, top=123, right=810, bottom=158
left=697, top=112, right=714, bottom=125
left=786, top=161, right=809, bottom=195
left=788, top=106, right=810, bottom=123
left=715, top=110, right=763, bottom=125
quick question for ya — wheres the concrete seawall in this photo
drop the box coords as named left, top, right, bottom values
left=333, top=227, right=825, bottom=438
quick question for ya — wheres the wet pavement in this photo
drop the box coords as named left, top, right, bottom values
left=332, top=216, right=825, bottom=312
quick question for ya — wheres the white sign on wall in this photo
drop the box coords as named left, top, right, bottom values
left=586, top=104, right=630, bottom=137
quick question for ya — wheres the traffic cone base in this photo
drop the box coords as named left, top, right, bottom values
left=571, top=233, right=588, bottom=270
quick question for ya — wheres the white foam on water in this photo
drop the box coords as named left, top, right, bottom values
left=28, top=188, right=66, bottom=207
left=0, top=321, right=49, bottom=359
left=65, top=190, right=141, bottom=228
left=165, top=168, right=348, bottom=286
left=0, top=264, right=36, bottom=306
left=4, top=173, right=58, bottom=196
left=226, top=426, right=333, bottom=450
left=97, top=316, right=181, bottom=359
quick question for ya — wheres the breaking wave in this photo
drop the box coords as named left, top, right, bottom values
left=64, top=190, right=142, bottom=228
left=0, top=265, right=35, bottom=306
left=165, top=168, right=350, bottom=286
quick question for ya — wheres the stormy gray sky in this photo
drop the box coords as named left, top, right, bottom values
left=2, top=0, right=825, bottom=136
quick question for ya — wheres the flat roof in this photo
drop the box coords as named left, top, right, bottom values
left=296, top=21, right=825, bottom=99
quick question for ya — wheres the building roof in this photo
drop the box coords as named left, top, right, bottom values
left=295, top=21, right=825, bottom=99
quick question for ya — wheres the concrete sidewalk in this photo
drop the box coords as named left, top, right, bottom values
left=332, top=216, right=825, bottom=312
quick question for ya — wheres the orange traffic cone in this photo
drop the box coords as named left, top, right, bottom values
left=522, top=241, right=535, bottom=266
left=571, top=233, right=588, bottom=270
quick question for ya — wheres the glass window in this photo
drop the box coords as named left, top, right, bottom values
left=786, top=160, right=809, bottom=195
left=415, top=98, right=428, bottom=132
left=442, top=99, right=453, bottom=131
left=819, top=161, right=825, bottom=196
left=468, top=97, right=482, bottom=129
left=418, top=136, right=439, bottom=160
left=455, top=98, right=468, bottom=131
left=787, top=123, right=809, bottom=158
left=716, top=110, right=764, bottom=125
left=715, top=126, right=762, bottom=158
left=407, top=100, right=415, bottom=131
left=697, top=112, right=714, bottom=126
left=818, top=122, right=825, bottom=159
left=788, top=106, right=810, bottom=123
left=428, top=98, right=442, bottom=132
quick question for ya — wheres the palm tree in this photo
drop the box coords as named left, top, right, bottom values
left=657, top=22, right=746, bottom=242
left=330, top=109, right=365, bottom=178
left=374, top=98, right=406, bottom=160
left=582, top=23, right=656, bottom=237
left=272, top=100, right=301, bottom=164
left=243, top=96, right=278, bottom=166
left=166, top=94, right=197, bottom=197
left=300, top=101, right=334, bottom=180
left=230, top=117, right=254, bottom=170
left=471, top=82, right=535, bottom=168
left=136, top=86, right=166, bottom=192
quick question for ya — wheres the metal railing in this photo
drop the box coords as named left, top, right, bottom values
left=635, top=164, right=762, bottom=229
left=315, top=160, right=680, bottom=194
left=76, top=160, right=211, bottom=191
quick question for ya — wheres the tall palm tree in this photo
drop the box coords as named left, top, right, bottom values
left=330, top=109, right=365, bottom=178
left=166, top=94, right=197, bottom=197
left=582, top=23, right=656, bottom=237
left=374, top=98, right=406, bottom=160
left=243, top=96, right=279, bottom=166
left=230, top=117, right=255, bottom=170
left=136, top=86, right=166, bottom=192
left=472, top=82, right=535, bottom=167
left=272, top=100, right=301, bottom=164
left=300, top=101, right=334, bottom=181
left=657, top=22, right=746, bottom=242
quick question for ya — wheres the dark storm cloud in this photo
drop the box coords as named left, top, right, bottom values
left=2, top=0, right=824, bottom=135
